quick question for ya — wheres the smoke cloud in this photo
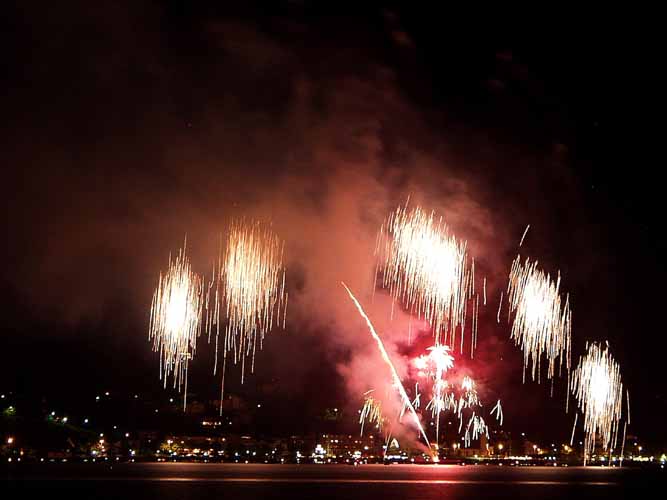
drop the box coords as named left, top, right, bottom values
left=4, top=3, right=596, bottom=440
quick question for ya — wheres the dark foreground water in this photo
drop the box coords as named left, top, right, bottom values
left=2, top=463, right=665, bottom=499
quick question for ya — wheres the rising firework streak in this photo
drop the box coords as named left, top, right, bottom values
left=507, top=256, right=571, bottom=383
left=376, top=204, right=477, bottom=353
left=519, top=225, right=530, bottom=247
left=341, top=282, right=431, bottom=449
left=149, top=241, right=203, bottom=409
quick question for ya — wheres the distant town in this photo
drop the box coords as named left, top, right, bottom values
left=1, top=391, right=662, bottom=467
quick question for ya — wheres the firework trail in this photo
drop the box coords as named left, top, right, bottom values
left=496, top=291, right=503, bottom=324
left=341, top=282, right=431, bottom=449
left=211, top=219, right=288, bottom=399
left=149, top=242, right=204, bottom=409
left=519, top=224, right=530, bottom=247
left=375, top=204, right=476, bottom=353
left=570, top=341, right=627, bottom=465
left=483, top=277, right=487, bottom=306
left=507, top=256, right=572, bottom=383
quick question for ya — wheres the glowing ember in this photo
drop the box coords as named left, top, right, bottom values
left=507, top=256, right=571, bottom=382
left=570, top=341, right=627, bottom=464
left=376, top=203, right=476, bottom=353
left=149, top=242, right=204, bottom=408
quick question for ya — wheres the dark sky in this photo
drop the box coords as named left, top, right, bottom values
left=2, top=2, right=665, bottom=447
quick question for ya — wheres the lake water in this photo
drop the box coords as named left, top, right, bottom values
left=3, top=463, right=664, bottom=499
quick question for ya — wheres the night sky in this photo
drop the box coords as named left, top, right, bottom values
left=2, top=3, right=665, bottom=447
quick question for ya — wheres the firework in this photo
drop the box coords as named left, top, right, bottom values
left=457, top=376, right=480, bottom=419
left=360, top=390, right=384, bottom=436
left=149, top=242, right=204, bottom=408
left=411, top=342, right=500, bottom=449
left=419, top=345, right=455, bottom=444
left=463, top=413, right=489, bottom=448
left=376, top=204, right=476, bottom=352
left=342, top=282, right=431, bottom=449
left=507, top=256, right=571, bottom=383
left=570, top=341, right=627, bottom=465
left=212, top=220, right=288, bottom=384
left=429, top=345, right=455, bottom=374
left=359, top=339, right=502, bottom=449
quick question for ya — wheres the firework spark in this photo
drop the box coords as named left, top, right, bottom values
left=149, top=242, right=204, bottom=408
left=570, top=342, right=627, bottom=465
left=376, top=204, right=476, bottom=353
left=507, top=256, right=571, bottom=383
left=213, top=219, right=288, bottom=386
left=341, top=282, right=431, bottom=449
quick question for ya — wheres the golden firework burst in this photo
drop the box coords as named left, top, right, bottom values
left=149, top=242, right=203, bottom=407
left=376, top=204, right=476, bottom=352
left=507, top=255, right=571, bottom=382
